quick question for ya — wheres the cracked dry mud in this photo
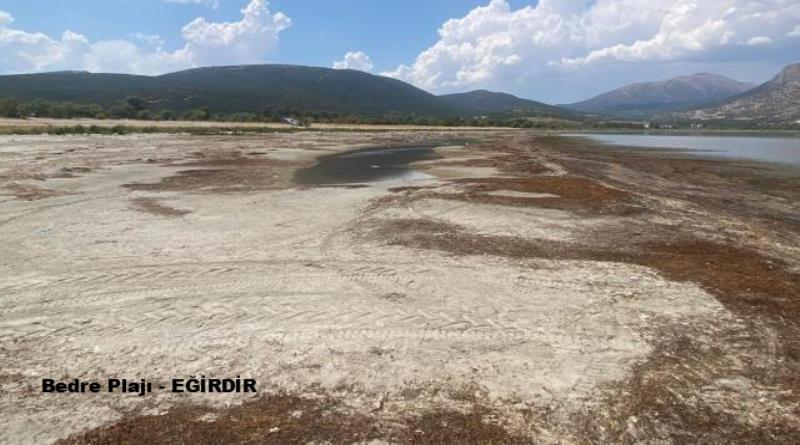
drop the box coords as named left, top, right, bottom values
left=0, top=130, right=798, bottom=444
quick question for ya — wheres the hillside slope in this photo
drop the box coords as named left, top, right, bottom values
left=0, top=65, right=456, bottom=117
left=564, top=73, right=754, bottom=117
left=439, top=89, right=574, bottom=117
left=682, top=63, right=800, bottom=122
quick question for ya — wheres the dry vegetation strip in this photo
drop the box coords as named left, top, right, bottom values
left=129, top=198, right=191, bottom=217
left=59, top=393, right=527, bottom=445
left=441, top=176, right=640, bottom=215
left=367, top=217, right=800, bottom=333
left=123, top=152, right=308, bottom=194
left=573, top=318, right=800, bottom=444
left=2, top=183, right=68, bottom=201
left=433, top=153, right=549, bottom=174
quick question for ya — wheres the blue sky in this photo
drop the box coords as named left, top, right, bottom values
left=0, top=0, right=798, bottom=103
left=0, top=0, right=528, bottom=73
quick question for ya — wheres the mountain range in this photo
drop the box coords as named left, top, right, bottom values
left=562, top=73, right=755, bottom=118
left=0, top=62, right=798, bottom=123
left=0, top=65, right=577, bottom=119
left=0, top=65, right=452, bottom=117
left=679, top=63, right=800, bottom=122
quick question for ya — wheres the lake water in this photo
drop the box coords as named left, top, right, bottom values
left=293, top=146, right=439, bottom=185
left=567, top=133, right=800, bottom=166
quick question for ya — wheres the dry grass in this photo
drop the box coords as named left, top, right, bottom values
left=365, top=218, right=607, bottom=261
left=124, top=152, right=307, bottom=194
left=642, top=240, right=800, bottom=322
left=453, top=176, right=629, bottom=201
left=2, top=183, right=68, bottom=201
left=130, top=198, right=191, bottom=217
left=367, top=218, right=800, bottom=323
left=446, top=176, right=639, bottom=215
left=433, top=153, right=549, bottom=174
left=572, top=319, right=800, bottom=444
left=58, top=392, right=528, bottom=445
left=390, top=175, right=640, bottom=215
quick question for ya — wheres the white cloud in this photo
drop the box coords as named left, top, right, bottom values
left=332, top=51, right=373, bottom=72
left=128, top=33, right=165, bottom=47
left=746, top=36, right=773, bottom=46
left=788, top=25, right=800, bottom=37
left=0, top=10, right=12, bottom=26
left=164, top=0, right=220, bottom=9
left=0, top=0, right=291, bottom=74
left=384, top=0, right=800, bottom=93
left=181, top=0, right=291, bottom=67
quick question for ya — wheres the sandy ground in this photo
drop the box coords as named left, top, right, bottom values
left=0, top=130, right=798, bottom=443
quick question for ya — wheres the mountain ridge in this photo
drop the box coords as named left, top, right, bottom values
left=563, top=73, right=755, bottom=117
left=0, top=65, right=455, bottom=117
left=0, top=64, right=578, bottom=120
left=679, top=63, right=800, bottom=122
left=439, top=89, right=574, bottom=118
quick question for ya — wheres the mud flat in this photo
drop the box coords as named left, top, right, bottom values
left=0, top=130, right=797, bottom=443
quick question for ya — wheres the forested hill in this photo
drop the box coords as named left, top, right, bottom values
left=0, top=65, right=454, bottom=117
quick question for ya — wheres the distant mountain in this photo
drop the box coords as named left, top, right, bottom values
left=439, top=89, right=575, bottom=117
left=563, top=73, right=755, bottom=117
left=0, top=65, right=580, bottom=120
left=0, top=65, right=456, bottom=117
left=680, top=63, right=800, bottom=122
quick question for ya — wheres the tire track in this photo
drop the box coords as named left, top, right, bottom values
left=0, top=194, right=122, bottom=228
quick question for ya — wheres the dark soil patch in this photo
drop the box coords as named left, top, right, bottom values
left=453, top=176, right=630, bottom=202
left=368, top=218, right=616, bottom=261
left=444, top=176, right=638, bottom=214
left=312, top=183, right=370, bottom=189
left=123, top=154, right=307, bottom=194
left=58, top=392, right=527, bottom=445
left=387, top=185, right=439, bottom=193
left=433, top=153, right=549, bottom=175
left=3, top=183, right=67, bottom=201
left=51, top=166, right=94, bottom=179
left=392, top=175, right=639, bottom=215
left=130, top=197, right=191, bottom=217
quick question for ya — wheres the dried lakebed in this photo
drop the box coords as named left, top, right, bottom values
left=0, top=131, right=797, bottom=443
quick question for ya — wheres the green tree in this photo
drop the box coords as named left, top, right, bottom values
left=184, top=107, right=210, bottom=121
left=124, top=96, right=147, bottom=112
left=109, top=103, right=135, bottom=119
left=27, top=100, right=51, bottom=117
left=0, top=99, right=20, bottom=118
left=159, top=110, right=177, bottom=121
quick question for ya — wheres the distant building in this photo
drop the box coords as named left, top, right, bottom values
left=283, top=117, right=303, bottom=127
